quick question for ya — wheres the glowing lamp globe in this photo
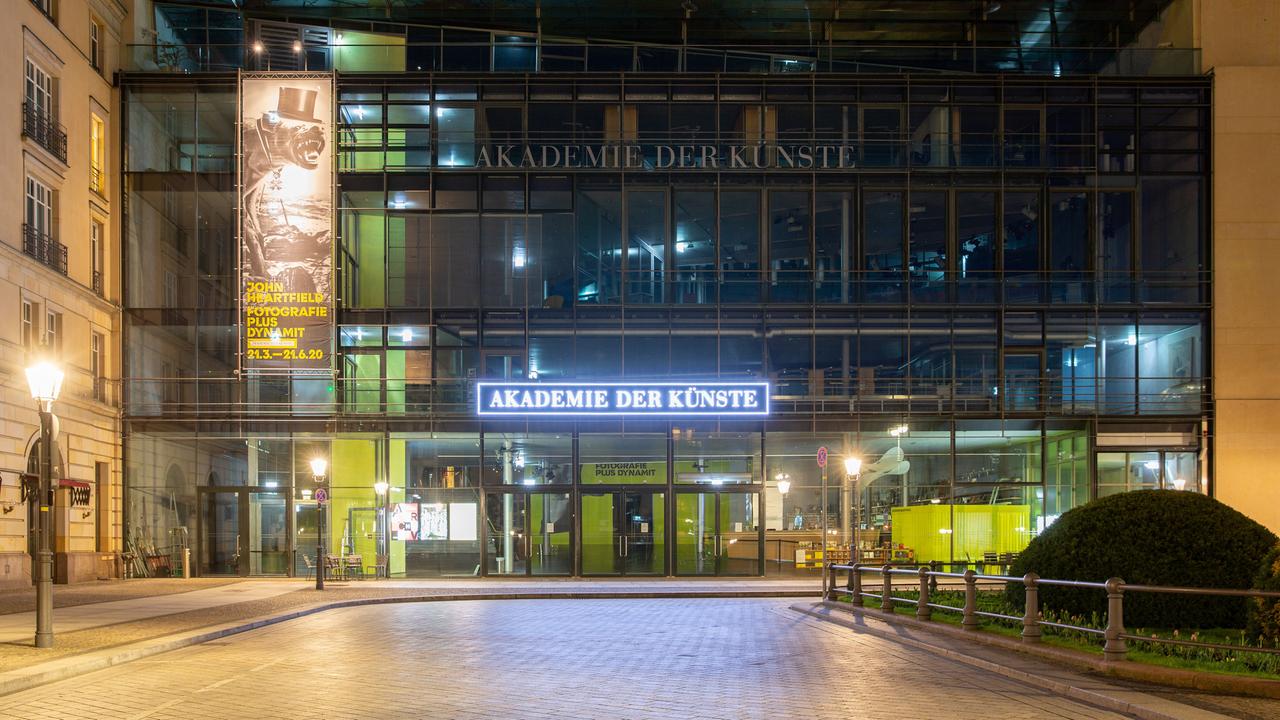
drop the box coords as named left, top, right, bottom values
left=25, top=362, right=64, bottom=405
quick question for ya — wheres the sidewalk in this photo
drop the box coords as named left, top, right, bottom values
left=0, top=577, right=817, bottom=680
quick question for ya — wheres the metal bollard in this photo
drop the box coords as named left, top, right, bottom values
left=825, top=564, right=836, bottom=600
left=1021, top=572, right=1042, bottom=643
left=928, top=560, right=939, bottom=594
left=1103, top=577, right=1128, bottom=661
left=917, top=566, right=932, bottom=620
left=962, top=569, right=979, bottom=630
left=851, top=563, right=863, bottom=607
left=881, top=564, right=894, bottom=612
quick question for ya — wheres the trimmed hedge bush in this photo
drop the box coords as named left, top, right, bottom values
left=1005, top=490, right=1277, bottom=629
left=1247, top=546, right=1280, bottom=643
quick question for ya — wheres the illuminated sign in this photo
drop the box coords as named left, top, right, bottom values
left=476, top=382, right=770, bottom=417
left=239, top=73, right=334, bottom=373
left=475, top=144, right=859, bottom=170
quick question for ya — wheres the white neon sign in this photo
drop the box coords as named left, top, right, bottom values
left=476, top=382, right=770, bottom=417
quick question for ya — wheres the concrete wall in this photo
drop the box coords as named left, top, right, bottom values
left=1203, top=1, right=1280, bottom=532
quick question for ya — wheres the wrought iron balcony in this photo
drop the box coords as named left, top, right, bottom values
left=23, top=101, right=67, bottom=164
left=93, top=270, right=104, bottom=297
left=23, top=224, right=68, bottom=275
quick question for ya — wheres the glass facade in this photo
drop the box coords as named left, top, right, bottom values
left=122, top=17, right=1211, bottom=577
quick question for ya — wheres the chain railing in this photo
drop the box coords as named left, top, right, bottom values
left=22, top=224, right=68, bottom=275
left=825, top=563, right=1280, bottom=662
left=22, top=101, right=67, bottom=164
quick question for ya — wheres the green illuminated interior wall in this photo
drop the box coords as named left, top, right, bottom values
left=581, top=493, right=614, bottom=573
left=333, top=30, right=406, bottom=72
left=386, top=350, right=406, bottom=414
left=329, top=438, right=403, bottom=576
left=891, top=504, right=1032, bottom=565
left=344, top=211, right=385, bottom=308
left=387, top=439, right=407, bottom=575
left=348, top=355, right=381, bottom=413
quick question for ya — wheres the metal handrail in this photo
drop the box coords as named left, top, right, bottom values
left=825, top=562, right=1280, bottom=661
left=22, top=101, right=67, bottom=164
left=22, top=224, right=68, bottom=276
left=124, top=40, right=1200, bottom=77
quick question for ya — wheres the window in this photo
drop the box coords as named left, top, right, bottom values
left=95, top=461, right=109, bottom=552
left=30, top=0, right=54, bottom=22
left=21, top=300, right=35, bottom=349
left=91, top=331, right=105, bottom=401
left=24, top=58, right=53, bottom=118
left=25, top=176, right=53, bottom=236
left=91, top=219, right=104, bottom=295
left=44, top=309, right=62, bottom=355
left=90, top=114, right=105, bottom=193
left=163, top=270, right=178, bottom=307
left=89, top=20, right=103, bottom=72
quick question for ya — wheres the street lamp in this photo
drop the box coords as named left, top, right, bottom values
left=26, top=360, right=63, bottom=649
left=774, top=472, right=791, bottom=496
left=309, top=457, right=327, bottom=590
left=843, top=455, right=863, bottom=563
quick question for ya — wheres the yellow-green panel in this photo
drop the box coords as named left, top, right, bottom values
left=386, top=350, right=406, bottom=415
left=388, top=439, right=406, bottom=576
left=581, top=493, right=615, bottom=574
left=351, top=212, right=386, bottom=307
left=333, top=31, right=407, bottom=72
left=329, top=439, right=382, bottom=575
left=891, top=504, right=1032, bottom=566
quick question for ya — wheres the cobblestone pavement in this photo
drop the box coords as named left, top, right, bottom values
left=0, top=599, right=1137, bottom=719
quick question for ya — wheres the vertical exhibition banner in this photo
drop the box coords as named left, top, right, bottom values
left=239, top=73, right=333, bottom=373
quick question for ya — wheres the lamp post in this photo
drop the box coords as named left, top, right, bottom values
left=26, top=360, right=63, bottom=649
left=309, top=457, right=327, bottom=590
left=843, top=456, right=863, bottom=564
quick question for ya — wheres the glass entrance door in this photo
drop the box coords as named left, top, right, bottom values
left=580, top=491, right=665, bottom=575
left=198, top=488, right=290, bottom=576
left=485, top=491, right=572, bottom=575
left=675, top=492, right=761, bottom=576
left=248, top=492, right=289, bottom=575
left=200, top=491, right=240, bottom=575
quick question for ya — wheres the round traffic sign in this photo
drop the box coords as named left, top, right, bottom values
left=816, top=446, right=828, bottom=468
left=314, top=488, right=329, bottom=504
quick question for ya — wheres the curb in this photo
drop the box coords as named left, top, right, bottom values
left=0, top=589, right=819, bottom=698
left=790, top=601, right=1258, bottom=720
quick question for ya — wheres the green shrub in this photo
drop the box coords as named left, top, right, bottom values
left=1005, top=490, right=1277, bottom=629
left=1247, top=545, right=1280, bottom=643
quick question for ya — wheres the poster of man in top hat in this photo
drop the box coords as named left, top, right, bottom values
left=239, top=75, right=333, bottom=371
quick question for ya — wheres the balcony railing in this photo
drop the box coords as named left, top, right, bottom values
left=90, top=165, right=104, bottom=195
left=23, top=224, right=68, bottom=275
left=23, top=101, right=67, bottom=164
left=93, top=270, right=104, bottom=297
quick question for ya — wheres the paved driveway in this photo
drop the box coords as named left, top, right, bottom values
left=0, top=598, right=1128, bottom=719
